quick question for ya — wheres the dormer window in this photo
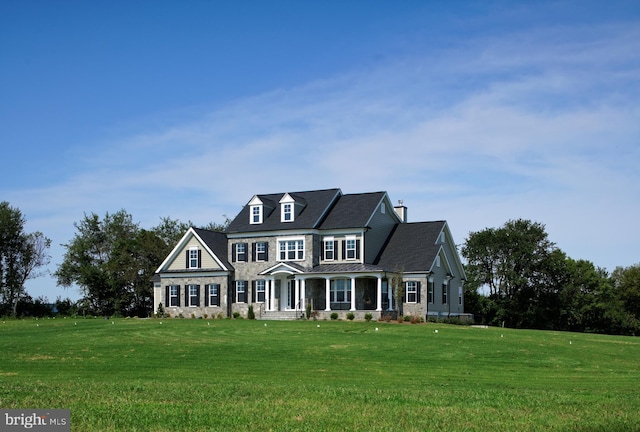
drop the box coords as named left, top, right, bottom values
left=279, top=193, right=298, bottom=223
left=251, top=205, right=262, bottom=224
left=248, top=195, right=264, bottom=224
left=282, top=203, right=292, bottom=221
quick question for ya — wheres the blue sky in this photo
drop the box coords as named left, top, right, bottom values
left=2, top=0, right=639, bottom=302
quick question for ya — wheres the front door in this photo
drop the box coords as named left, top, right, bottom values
left=286, top=280, right=295, bottom=310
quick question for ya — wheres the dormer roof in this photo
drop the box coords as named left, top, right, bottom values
left=226, top=188, right=341, bottom=233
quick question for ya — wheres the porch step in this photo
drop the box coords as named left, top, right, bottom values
left=258, top=310, right=305, bottom=321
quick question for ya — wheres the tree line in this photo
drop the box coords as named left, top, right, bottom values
left=462, top=219, right=640, bottom=336
left=0, top=202, right=227, bottom=318
left=2, top=202, right=639, bottom=335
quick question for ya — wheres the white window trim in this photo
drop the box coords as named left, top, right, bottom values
left=236, top=281, right=247, bottom=303
left=189, top=248, right=199, bottom=269
left=235, top=243, right=247, bottom=262
left=256, top=242, right=267, bottom=262
left=330, top=279, right=352, bottom=303
left=345, top=236, right=357, bottom=260
left=188, top=284, right=199, bottom=307
left=279, top=193, right=296, bottom=222
left=208, top=284, right=219, bottom=306
left=277, top=236, right=305, bottom=261
left=406, top=281, right=418, bottom=303
left=324, top=237, right=334, bottom=261
left=250, top=205, right=263, bottom=224
left=256, top=280, right=266, bottom=303
left=169, top=285, right=179, bottom=307
left=281, top=203, right=293, bottom=222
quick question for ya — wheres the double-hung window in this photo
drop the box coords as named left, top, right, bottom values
left=169, top=285, right=179, bottom=307
left=458, top=287, right=463, bottom=305
left=428, top=280, right=434, bottom=303
left=406, top=281, right=418, bottom=303
left=256, top=280, right=266, bottom=302
left=345, top=238, right=356, bottom=260
left=282, top=203, right=292, bottom=221
left=235, top=243, right=247, bottom=262
left=188, top=284, right=199, bottom=307
left=442, top=282, right=448, bottom=304
left=278, top=238, right=304, bottom=261
left=330, top=279, right=351, bottom=303
left=324, top=238, right=335, bottom=260
left=188, top=248, right=200, bottom=269
left=251, top=205, right=262, bottom=224
left=208, top=284, right=220, bottom=307
left=236, top=281, right=247, bottom=303
left=255, top=242, right=267, bottom=261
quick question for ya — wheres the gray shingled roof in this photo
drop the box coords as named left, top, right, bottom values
left=318, top=192, right=386, bottom=229
left=192, top=227, right=233, bottom=270
left=374, top=221, right=446, bottom=272
left=226, top=188, right=341, bottom=233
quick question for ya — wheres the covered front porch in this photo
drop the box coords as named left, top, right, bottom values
left=258, top=263, right=397, bottom=319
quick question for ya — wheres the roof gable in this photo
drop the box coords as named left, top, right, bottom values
left=155, top=227, right=231, bottom=273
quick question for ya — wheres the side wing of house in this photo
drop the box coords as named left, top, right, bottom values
left=153, top=227, right=232, bottom=318
left=375, top=221, right=468, bottom=319
left=424, top=222, right=467, bottom=318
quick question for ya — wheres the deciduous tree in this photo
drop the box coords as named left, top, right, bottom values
left=0, top=202, right=51, bottom=316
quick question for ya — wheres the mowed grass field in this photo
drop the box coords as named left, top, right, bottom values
left=1, top=318, right=639, bottom=431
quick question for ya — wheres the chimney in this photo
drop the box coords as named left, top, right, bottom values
left=394, top=200, right=407, bottom=223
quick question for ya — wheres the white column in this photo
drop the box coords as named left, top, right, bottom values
left=300, top=279, right=306, bottom=310
left=350, top=277, right=356, bottom=311
left=376, top=276, right=382, bottom=311
left=294, top=279, right=300, bottom=312
left=325, top=278, right=331, bottom=311
left=269, top=278, right=276, bottom=311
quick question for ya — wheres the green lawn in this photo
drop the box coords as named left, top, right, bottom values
left=1, top=318, right=638, bottom=431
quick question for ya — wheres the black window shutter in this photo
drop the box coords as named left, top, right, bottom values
left=252, top=243, right=256, bottom=261
left=185, top=251, right=189, bottom=268
left=264, top=243, right=269, bottom=261
left=252, top=280, right=256, bottom=303
left=204, top=285, right=209, bottom=307
left=196, top=285, right=200, bottom=306
left=243, top=243, right=248, bottom=262
left=333, top=241, right=338, bottom=259
left=417, top=282, right=421, bottom=303
left=215, top=284, right=221, bottom=306
left=342, top=240, right=346, bottom=261
left=165, top=286, right=169, bottom=308
left=185, top=285, right=189, bottom=306
left=197, top=250, right=202, bottom=268
left=356, top=240, right=361, bottom=259
left=232, top=244, right=236, bottom=263
left=231, top=282, right=236, bottom=304
left=176, top=286, right=181, bottom=307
